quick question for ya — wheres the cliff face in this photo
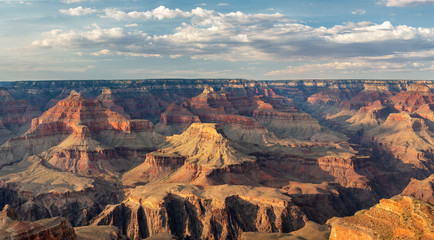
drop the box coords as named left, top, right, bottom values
left=122, top=123, right=256, bottom=186
left=328, top=196, right=434, bottom=240
left=0, top=205, right=77, bottom=240
left=91, top=183, right=307, bottom=240
left=401, top=174, right=434, bottom=205
left=0, top=91, right=163, bottom=178
left=0, top=79, right=433, bottom=240
left=0, top=89, right=41, bottom=144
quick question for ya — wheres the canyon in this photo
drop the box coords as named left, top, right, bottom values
left=0, top=79, right=432, bottom=240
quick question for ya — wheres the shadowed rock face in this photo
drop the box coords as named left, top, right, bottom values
left=0, top=205, right=77, bottom=240
left=91, top=184, right=307, bottom=240
left=0, top=79, right=433, bottom=240
left=0, top=89, right=41, bottom=145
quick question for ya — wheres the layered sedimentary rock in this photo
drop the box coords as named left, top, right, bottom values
left=0, top=154, right=120, bottom=226
left=366, top=112, right=434, bottom=171
left=74, top=225, right=127, bottom=240
left=0, top=90, right=163, bottom=177
left=0, top=205, right=76, bottom=240
left=0, top=79, right=432, bottom=239
left=242, top=221, right=330, bottom=240
left=122, top=123, right=256, bottom=186
left=91, top=183, right=307, bottom=240
left=328, top=196, right=434, bottom=240
left=155, top=103, right=200, bottom=135
left=401, top=175, right=434, bottom=205
left=0, top=89, right=41, bottom=144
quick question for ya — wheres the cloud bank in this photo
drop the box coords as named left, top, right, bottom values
left=33, top=5, right=434, bottom=75
left=382, top=0, right=434, bottom=7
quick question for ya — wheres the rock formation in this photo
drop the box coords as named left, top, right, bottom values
left=328, top=196, right=434, bottom=240
left=91, top=183, right=307, bottom=240
left=74, top=225, right=127, bottom=240
left=0, top=89, right=41, bottom=144
left=0, top=79, right=432, bottom=240
left=0, top=205, right=76, bottom=240
left=401, top=174, right=434, bottom=205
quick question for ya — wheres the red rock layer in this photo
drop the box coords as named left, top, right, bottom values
left=159, top=103, right=200, bottom=126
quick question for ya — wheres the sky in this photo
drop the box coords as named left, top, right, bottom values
left=1, top=0, right=434, bottom=81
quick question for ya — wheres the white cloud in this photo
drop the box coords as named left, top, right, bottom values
left=125, top=23, right=139, bottom=27
left=61, top=0, right=94, bottom=4
left=90, top=49, right=111, bottom=56
left=218, top=3, right=229, bottom=6
left=352, top=9, right=366, bottom=15
left=32, top=24, right=126, bottom=48
left=33, top=6, right=434, bottom=67
left=102, top=6, right=193, bottom=21
left=59, top=6, right=99, bottom=16
left=322, top=21, right=427, bottom=43
left=382, top=0, right=434, bottom=6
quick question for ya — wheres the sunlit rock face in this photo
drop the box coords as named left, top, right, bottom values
left=328, top=196, right=434, bottom=240
left=0, top=79, right=432, bottom=239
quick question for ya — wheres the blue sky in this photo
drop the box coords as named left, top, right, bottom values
left=1, top=0, right=434, bottom=81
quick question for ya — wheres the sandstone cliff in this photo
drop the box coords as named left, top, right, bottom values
left=328, top=196, right=434, bottom=240
left=91, top=183, right=308, bottom=240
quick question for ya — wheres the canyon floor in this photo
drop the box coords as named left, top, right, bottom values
left=0, top=79, right=433, bottom=240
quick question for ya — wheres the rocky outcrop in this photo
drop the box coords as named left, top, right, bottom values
left=242, top=221, right=330, bottom=240
left=121, top=152, right=186, bottom=187
left=122, top=123, right=256, bottom=186
left=157, top=123, right=255, bottom=168
left=0, top=89, right=41, bottom=144
left=156, top=103, right=200, bottom=135
left=0, top=91, right=163, bottom=178
left=328, top=196, right=434, bottom=240
left=0, top=155, right=120, bottom=226
left=91, top=184, right=308, bottom=240
left=0, top=79, right=432, bottom=239
left=365, top=112, right=434, bottom=172
left=0, top=205, right=76, bottom=240
left=346, top=100, right=390, bottom=129
left=75, top=225, right=127, bottom=240
left=401, top=174, right=434, bottom=205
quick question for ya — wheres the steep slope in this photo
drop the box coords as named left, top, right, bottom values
left=0, top=89, right=41, bottom=144
left=96, top=88, right=127, bottom=115
left=0, top=155, right=120, bottom=226
left=328, top=196, right=434, bottom=240
left=176, top=87, right=345, bottom=142
left=366, top=112, right=434, bottom=171
left=91, top=183, right=307, bottom=240
left=74, top=225, right=126, bottom=240
left=164, top=123, right=255, bottom=168
left=346, top=100, right=390, bottom=130
left=242, top=221, right=330, bottom=240
left=42, top=125, right=132, bottom=179
left=0, top=91, right=163, bottom=177
left=155, top=103, right=200, bottom=135
left=401, top=174, right=434, bottom=205
left=253, top=98, right=345, bottom=142
left=0, top=205, right=76, bottom=240
left=122, top=123, right=255, bottom=186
